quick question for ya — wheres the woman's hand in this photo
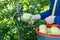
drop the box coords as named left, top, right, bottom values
left=44, top=16, right=56, bottom=24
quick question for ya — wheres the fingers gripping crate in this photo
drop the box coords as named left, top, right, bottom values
left=36, top=28, right=60, bottom=40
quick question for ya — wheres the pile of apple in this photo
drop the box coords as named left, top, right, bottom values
left=39, top=24, right=60, bottom=34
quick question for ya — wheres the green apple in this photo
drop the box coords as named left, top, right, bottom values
left=50, top=26, right=60, bottom=34
left=23, top=5, right=28, bottom=11
left=23, top=13, right=32, bottom=21
left=47, top=28, right=51, bottom=34
left=39, top=25, right=47, bottom=33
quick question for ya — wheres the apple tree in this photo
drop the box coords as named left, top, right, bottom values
left=0, top=0, right=49, bottom=40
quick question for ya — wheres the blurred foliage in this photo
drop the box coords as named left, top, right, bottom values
left=0, top=0, right=49, bottom=40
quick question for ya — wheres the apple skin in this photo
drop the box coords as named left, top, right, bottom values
left=50, top=26, right=60, bottom=34
left=39, top=25, right=47, bottom=33
left=23, top=13, right=32, bottom=21
left=23, top=5, right=28, bottom=11
left=47, top=28, right=51, bottom=34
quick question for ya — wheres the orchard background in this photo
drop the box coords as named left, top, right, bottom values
left=0, top=0, right=49, bottom=40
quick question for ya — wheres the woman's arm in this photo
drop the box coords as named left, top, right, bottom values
left=40, top=0, right=55, bottom=19
left=21, top=0, right=55, bottom=22
left=40, top=9, right=52, bottom=19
